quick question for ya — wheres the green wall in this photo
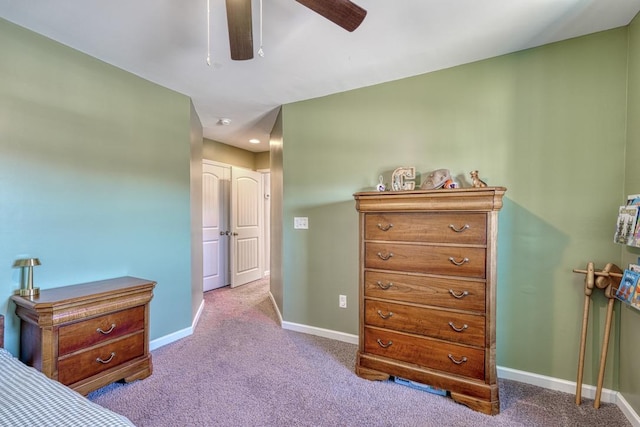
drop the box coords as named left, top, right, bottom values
left=189, top=102, right=204, bottom=320
left=203, top=138, right=270, bottom=170
left=0, top=18, right=195, bottom=355
left=269, top=110, right=284, bottom=312
left=256, top=151, right=270, bottom=171
left=281, top=28, right=628, bottom=391
left=622, top=14, right=640, bottom=410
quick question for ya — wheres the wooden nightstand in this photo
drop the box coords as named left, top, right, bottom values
left=11, top=276, right=155, bottom=395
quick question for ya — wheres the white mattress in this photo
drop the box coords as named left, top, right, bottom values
left=0, top=347, right=135, bottom=427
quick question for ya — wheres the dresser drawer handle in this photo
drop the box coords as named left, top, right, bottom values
left=377, top=252, right=393, bottom=261
left=377, top=310, right=394, bottom=319
left=97, top=323, right=116, bottom=335
left=377, top=223, right=393, bottom=231
left=376, top=281, right=393, bottom=290
left=448, top=289, right=469, bottom=299
left=376, top=339, right=393, bottom=348
left=96, top=352, right=116, bottom=364
left=448, top=354, right=468, bottom=365
left=448, top=257, right=469, bottom=266
left=448, top=321, right=468, bottom=332
left=449, top=224, right=470, bottom=233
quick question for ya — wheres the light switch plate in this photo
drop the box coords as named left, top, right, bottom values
left=339, top=294, right=347, bottom=308
left=294, top=217, right=308, bottom=229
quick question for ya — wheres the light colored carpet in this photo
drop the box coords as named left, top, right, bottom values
left=89, top=278, right=630, bottom=426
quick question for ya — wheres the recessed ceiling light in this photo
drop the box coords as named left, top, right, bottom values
left=217, top=118, right=231, bottom=126
left=249, top=139, right=260, bottom=144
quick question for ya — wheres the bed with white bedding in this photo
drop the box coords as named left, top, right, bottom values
left=0, top=315, right=135, bottom=427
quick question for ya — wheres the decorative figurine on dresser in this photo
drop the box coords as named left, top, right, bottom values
left=353, top=182, right=506, bottom=415
left=11, top=276, right=155, bottom=395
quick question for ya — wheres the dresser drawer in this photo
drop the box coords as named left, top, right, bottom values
left=365, top=243, right=486, bottom=278
left=365, top=300, right=485, bottom=347
left=58, top=306, right=145, bottom=356
left=57, top=332, right=145, bottom=385
left=365, top=213, right=486, bottom=244
left=364, top=271, right=485, bottom=312
left=364, top=327, right=485, bottom=380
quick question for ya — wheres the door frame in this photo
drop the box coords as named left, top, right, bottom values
left=258, top=169, right=271, bottom=278
left=202, top=160, right=269, bottom=291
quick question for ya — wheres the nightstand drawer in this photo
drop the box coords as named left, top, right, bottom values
left=364, top=300, right=485, bottom=347
left=58, top=306, right=145, bottom=356
left=365, top=212, right=486, bottom=244
left=57, top=332, right=145, bottom=385
left=365, top=242, right=486, bottom=278
left=364, top=271, right=485, bottom=312
left=364, top=327, right=485, bottom=380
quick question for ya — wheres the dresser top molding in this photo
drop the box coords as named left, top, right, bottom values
left=354, top=187, right=506, bottom=212
left=11, top=276, right=155, bottom=327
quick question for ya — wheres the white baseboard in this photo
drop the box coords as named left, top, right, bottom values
left=281, top=320, right=359, bottom=345
left=265, top=292, right=358, bottom=344
left=268, top=291, right=283, bottom=326
left=272, top=313, right=640, bottom=424
left=497, top=366, right=617, bottom=402
left=498, top=366, right=639, bottom=426
left=149, top=326, right=191, bottom=351
left=149, top=298, right=204, bottom=351
left=617, top=393, right=640, bottom=427
left=149, top=298, right=639, bottom=426
left=193, top=297, right=205, bottom=330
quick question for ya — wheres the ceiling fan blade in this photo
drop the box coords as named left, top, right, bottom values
left=295, top=0, right=367, bottom=32
left=225, top=0, right=253, bottom=60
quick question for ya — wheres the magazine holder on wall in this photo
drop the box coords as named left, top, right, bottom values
left=572, top=262, right=622, bottom=409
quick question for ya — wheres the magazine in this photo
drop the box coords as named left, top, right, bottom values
left=616, top=269, right=640, bottom=303
left=614, top=205, right=639, bottom=245
left=631, top=288, right=640, bottom=310
left=631, top=217, right=640, bottom=248
left=628, top=194, right=640, bottom=205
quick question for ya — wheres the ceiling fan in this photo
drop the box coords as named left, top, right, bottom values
left=225, top=0, right=367, bottom=60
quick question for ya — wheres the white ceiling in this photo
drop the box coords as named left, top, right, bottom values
left=1, top=0, right=639, bottom=152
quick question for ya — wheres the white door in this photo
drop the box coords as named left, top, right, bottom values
left=202, top=162, right=230, bottom=291
left=230, top=166, right=263, bottom=287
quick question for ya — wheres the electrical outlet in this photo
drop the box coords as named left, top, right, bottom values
left=339, top=294, right=347, bottom=308
left=294, top=217, right=308, bottom=229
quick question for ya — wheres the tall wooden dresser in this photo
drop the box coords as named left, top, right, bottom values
left=11, top=276, right=155, bottom=395
left=354, top=187, right=506, bottom=415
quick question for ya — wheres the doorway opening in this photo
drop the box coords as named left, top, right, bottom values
left=202, top=160, right=270, bottom=291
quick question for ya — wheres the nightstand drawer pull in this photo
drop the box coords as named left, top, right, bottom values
left=377, top=310, right=394, bottom=319
left=376, top=281, right=393, bottom=290
left=96, top=323, right=116, bottom=335
left=377, top=251, right=393, bottom=261
left=377, top=223, right=393, bottom=231
left=376, top=339, right=393, bottom=348
left=448, top=354, right=468, bottom=365
left=449, top=224, right=470, bottom=233
left=448, top=321, right=468, bottom=332
left=96, top=352, right=116, bottom=364
left=448, top=289, right=469, bottom=299
left=448, top=257, right=469, bottom=266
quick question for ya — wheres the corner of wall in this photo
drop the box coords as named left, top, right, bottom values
left=190, top=100, right=204, bottom=320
